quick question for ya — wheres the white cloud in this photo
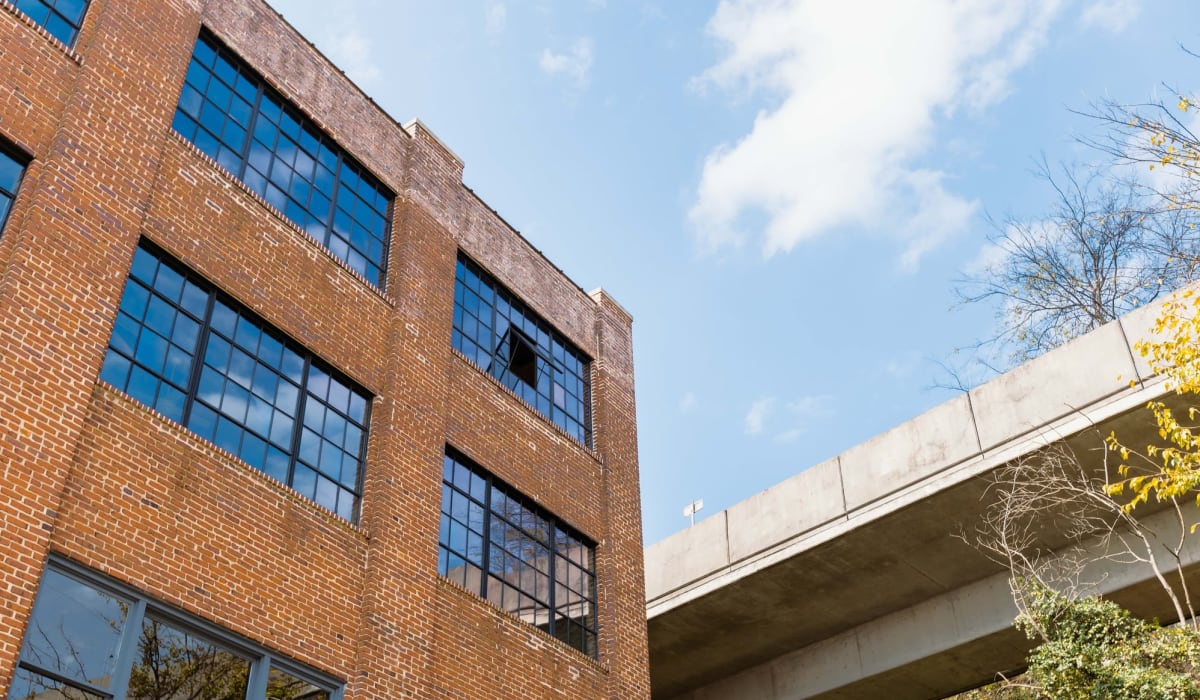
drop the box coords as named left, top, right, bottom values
left=486, top=3, right=508, bottom=36
left=540, top=37, right=595, bottom=88
left=744, top=397, right=774, bottom=434
left=690, top=0, right=1065, bottom=268
left=641, top=4, right=666, bottom=23
left=1081, top=0, right=1140, bottom=33
left=964, top=217, right=1064, bottom=286
left=326, top=27, right=381, bottom=86
left=273, top=0, right=383, bottom=88
left=679, top=391, right=698, bottom=413
left=964, top=240, right=1009, bottom=277
left=897, top=170, right=979, bottom=272
left=744, top=395, right=832, bottom=441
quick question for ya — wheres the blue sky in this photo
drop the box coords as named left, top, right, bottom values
left=269, top=0, right=1200, bottom=546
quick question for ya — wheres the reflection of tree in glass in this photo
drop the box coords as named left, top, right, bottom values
left=265, top=668, right=328, bottom=700
left=9, top=569, right=128, bottom=700
left=127, top=618, right=249, bottom=700
left=9, top=668, right=106, bottom=700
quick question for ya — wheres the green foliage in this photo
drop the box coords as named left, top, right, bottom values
left=1015, top=582, right=1200, bottom=699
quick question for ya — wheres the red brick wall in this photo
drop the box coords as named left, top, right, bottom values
left=0, top=0, right=650, bottom=698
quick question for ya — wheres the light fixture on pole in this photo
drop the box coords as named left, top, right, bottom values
left=683, top=498, right=703, bottom=526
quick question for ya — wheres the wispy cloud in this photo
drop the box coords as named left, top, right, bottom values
left=326, top=27, right=381, bottom=86
left=540, top=37, right=595, bottom=88
left=679, top=391, right=698, bottom=413
left=641, top=4, right=666, bottom=23
left=486, top=3, right=508, bottom=36
left=744, top=395, right=833, bottom=441
left=1080, top=0, right=1140, bottom=33
left=690, top=0, right=1065, bottom=269
left=744, top=397, right=774, bottom=434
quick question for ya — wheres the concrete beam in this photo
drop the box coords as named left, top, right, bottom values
left=646, top=304, right=1186, bottom=699
left=664, top=504, right=1200, bottom=700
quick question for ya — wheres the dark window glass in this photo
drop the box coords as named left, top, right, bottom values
left=129, top=617, right=251, bottom=700
left=9, top=568, right=129, bottom=697
left=10, top=562, right=341, bottom=700
left=268, top=666, right=330, bottom=700
left=11, top=0, right=89, bottom=45
left=438, top=449, right=597, bottom=657
left=0, top=147, right=27, bottom=237
left=100, top=241, right=370, bottom=523
left=452, top=255, right=592, bottom=446
left=172, top=32, right=391, bottom=288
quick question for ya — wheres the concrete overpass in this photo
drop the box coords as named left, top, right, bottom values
left=644, top=300, right=1200, bottom=699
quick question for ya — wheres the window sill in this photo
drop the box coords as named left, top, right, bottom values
left=92, top=381, right=369, bottom=540
left=167, top=130, right=394, bottom=308
left=450, top=348, right=601, bottom=463
left=1, top=0, right=84, bottom=64
left=435, top=574, right=609, bottom=672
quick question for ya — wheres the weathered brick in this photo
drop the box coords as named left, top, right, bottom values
left=0, top=0, right=649, bottom=698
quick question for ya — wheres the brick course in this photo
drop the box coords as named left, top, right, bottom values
left=0, top=0, right=650, bottom=698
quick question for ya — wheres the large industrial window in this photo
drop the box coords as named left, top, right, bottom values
left=0, top=145, right=27, bottom=235
left=100, top=240, right=370, bottom=523
left=9, top=559, right=343, bottom=700
left=172, top=31, right=392, bottom=288
left=10, top=0, right=88, bottom=46
left=438, top=448, right=598, bottom=657
left=452, top=255, right=592, bottom=446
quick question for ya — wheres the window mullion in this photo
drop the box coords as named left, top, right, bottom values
left=480, top=475, right=493, bottom=599
left=323, top=157, right=342, bottom=250
left=107, top=598, right=148, bottom=700
left=547, top=520, right=557, bottom=640
left=235, top=83, right=267, bottom=182
left=180, top=290, right=218, bottom=427
left=287, top=356, right=313, bottom=489
left=246, top=652, right=271, bottom=699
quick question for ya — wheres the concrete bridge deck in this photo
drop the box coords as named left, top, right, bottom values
left=645, top=300, right=1200, bottom=699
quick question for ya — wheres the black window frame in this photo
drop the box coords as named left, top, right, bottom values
left=99, top=239, right=371, bottom=523
left=437, top=447, right=599, bottom=658
left=9, top=0, right=89, bottom=46
left=171, top=30, right=393, bottom=289
left=0, top=141, right=29, bottom=237
left=9, top=557, right=344, bottom=700
left=451, top=253, right=593, bottom=447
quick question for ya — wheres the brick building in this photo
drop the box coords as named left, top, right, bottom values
left=0, top=0, right=649, bottom=698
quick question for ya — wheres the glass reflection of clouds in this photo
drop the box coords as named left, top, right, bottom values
left=100, top=241, right=370, bottom=523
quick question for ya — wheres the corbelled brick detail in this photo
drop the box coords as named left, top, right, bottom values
left=0, top=0, right=650, bottom=698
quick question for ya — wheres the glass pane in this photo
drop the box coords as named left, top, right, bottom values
left=8, top=667, right=106, bottom=700
left=17, top=569, right=129, bottom=690
left=267, top=666, right=329, bottom=700
left=127, top=617, right=250, bottom=700
left=0, top=151, right=24, bottom=193
left=55, top=0, right=87, bottom=24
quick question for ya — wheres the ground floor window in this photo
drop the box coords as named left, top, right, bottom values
left=9, top=558, right=342, bottom=700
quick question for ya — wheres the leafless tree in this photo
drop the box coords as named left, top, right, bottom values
left=957, top=160, right=1200, bottom=366
left=1080, top=71, right=1200, bottom=195
left=963, top=440, right=1196, bottom=630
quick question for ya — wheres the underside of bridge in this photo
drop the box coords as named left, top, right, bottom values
left=646, top=308, right=1200, bottom=700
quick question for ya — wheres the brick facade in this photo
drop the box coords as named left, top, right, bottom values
left=0, top=0, right=650, bottom=697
